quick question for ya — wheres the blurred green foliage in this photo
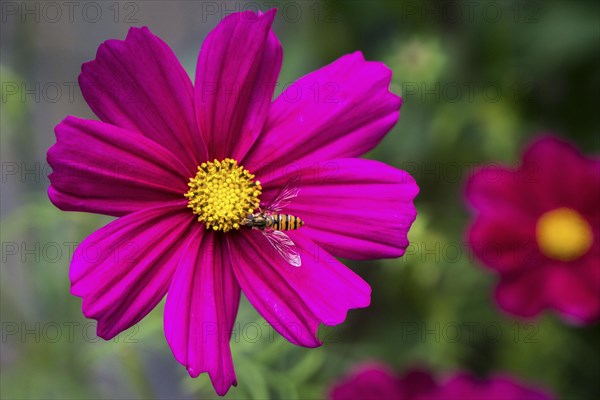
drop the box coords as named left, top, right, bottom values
left=1, top=1, right=599, bottom=399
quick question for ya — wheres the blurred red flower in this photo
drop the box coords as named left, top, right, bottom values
left=329, top=363, right=553, bottom=400
left=465, top=136, right=599, bottom=324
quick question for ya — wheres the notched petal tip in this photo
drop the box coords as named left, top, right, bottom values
left=209, top=371, right=238, bottom=396
left=216, top=7, right=277, bottom=28
left=398, top=169, right=420, bottom=198
left=321, top=283, right=372, bottom=327
left=259, top=7, right=278, bottom=20
left=257, top=7, right=278, bottom=17
left=522, top=133, right=593, bottom=165
left=183, top=366, right=238, bottom=396
left=347, top=50, right=402, bottom=109
left=95, top=323, right=119, bottom=341
left=232, top=232, right=371, bottom=347
left=186, top=366, right=200, bottom=379
left=51, top=114, right=77, bottom=141
left=126, top=25, right=151, bottom=40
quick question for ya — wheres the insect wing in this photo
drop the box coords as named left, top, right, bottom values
left=261, top=230, right=301, bottom=267
left=263, top=177, right=301, bottom=213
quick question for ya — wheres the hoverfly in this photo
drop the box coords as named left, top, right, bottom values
left=242, top=177, right=304, bottom=267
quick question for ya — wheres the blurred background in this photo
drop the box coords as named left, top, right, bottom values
left=1, top=0, right=599, bottom=398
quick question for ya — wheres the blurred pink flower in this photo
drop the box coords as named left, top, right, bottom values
left=465, top=136, right=599, bottom=324
left=47, top=9, right=418, bottom=396
left=329, top=363, right=553, bottom=400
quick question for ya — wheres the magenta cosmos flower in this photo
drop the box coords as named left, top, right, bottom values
left=47, top=9, right=418, bottom=396
left=329, top=363, right=553, bottom=400
left=466, top=136, right=599, bottom=324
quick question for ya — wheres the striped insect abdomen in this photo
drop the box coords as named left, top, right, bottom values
left=271, top=214, right=304, bottom=231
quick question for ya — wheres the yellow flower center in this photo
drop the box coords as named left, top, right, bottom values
left=184, top=158, right=261, bottom=232
left=536, top=207, right=593, bottom=262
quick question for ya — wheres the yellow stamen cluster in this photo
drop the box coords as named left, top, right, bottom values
left=185, top=158, right=261, bottom=232
left=536, top=207, right=593, bottom=262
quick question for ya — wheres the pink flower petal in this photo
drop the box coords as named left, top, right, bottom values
left=70, top=202, right=194, bottom=339
left=576, top=252, right=600, bottom=295
left=243, top=51, right=401, bottom=175
left=467, top=215, right=541, bottom=273
left=331, top=367, right=553, bottom=400
left=546, top=265, right=600, bottom=323
left=48, top=116, right=190, bottom=217
left=485, top=375, right=554, bottom=400
left=465, top=166, right=536, bottom=220
left=79, top=26, right=206, bottom=168
left=230, top=230, right=371, bottom=347
left=260, top=159, right=418, bottom=259
left=195, top=9, right=282, bottom=160
left=494, top=268, right=548, bottom=318
left=522, top=135, right=600, bottom=215
left=164, top=230, right=240, bottom=396
left=399, top=369, right=438, bottom=399
left=438, top=374, right=553, bottom=400
left=329, top=363, right=404, bottom=400
left=432, top=373, right=482, bottom=400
